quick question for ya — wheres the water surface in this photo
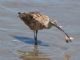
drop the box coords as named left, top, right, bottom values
left=0, top=0, right=80, bottom=60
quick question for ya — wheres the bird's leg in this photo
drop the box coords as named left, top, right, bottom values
left=34, top=30, right=38, bottom=45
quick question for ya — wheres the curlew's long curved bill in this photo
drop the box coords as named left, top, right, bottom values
left=54, top=24, right=73, bottom=43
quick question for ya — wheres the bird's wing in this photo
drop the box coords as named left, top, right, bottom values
left=31, top=14, right=50, bottom=28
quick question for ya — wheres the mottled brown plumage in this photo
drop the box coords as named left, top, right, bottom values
left=18, top=12, right=53, bottom=30
left=18, top=11, right=73, bottom=45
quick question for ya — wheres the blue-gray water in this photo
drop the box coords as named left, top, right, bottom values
left=0, top=0, right=80, bottom=60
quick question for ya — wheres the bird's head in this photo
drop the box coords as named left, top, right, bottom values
left=50, top=20, right=74, bottom=43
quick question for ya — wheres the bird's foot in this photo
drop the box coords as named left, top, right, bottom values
left=35, top=42, right=38, bottom=45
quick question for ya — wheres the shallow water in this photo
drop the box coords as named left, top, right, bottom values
left=0, top=0, right=80, bottom=60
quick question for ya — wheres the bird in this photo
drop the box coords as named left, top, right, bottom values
left=18, top=11, right=73, bottom=45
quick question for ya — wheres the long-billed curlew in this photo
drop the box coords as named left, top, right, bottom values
left=18, top=11, right=73, bottom=45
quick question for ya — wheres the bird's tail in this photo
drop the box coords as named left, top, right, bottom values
left=51, top=22, right=73, bottom=43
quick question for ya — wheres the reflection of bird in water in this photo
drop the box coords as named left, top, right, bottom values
left=18, top=45, right=50, bottom=60
left=18, top=11, right=73, bottom=45
left=64, top=53, right=71, bottom=60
